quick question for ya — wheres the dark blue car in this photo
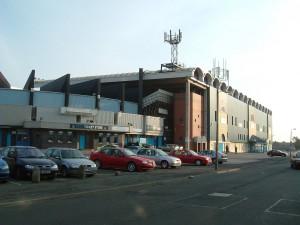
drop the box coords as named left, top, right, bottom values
left=0, top=156, right=10, bottom=183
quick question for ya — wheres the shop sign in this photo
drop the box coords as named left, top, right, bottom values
left=70, top=124, right=108, bottom=130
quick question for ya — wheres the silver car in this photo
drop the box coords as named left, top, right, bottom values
left=136, top=148, right=182, bottom=169
left=199, top=150, right=228, bottom=164
left=45, top=148, right=97, bottom=177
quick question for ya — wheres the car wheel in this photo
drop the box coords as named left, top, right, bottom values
left=94, top=160, right=102, bottom=169
left=282, top=154, right=286, bottom=157
left=161, top=160, right=169, bottom=169
left=195, top=159, right=202, bottom=166
left=218, top=161, right=223, bottom=164
left=127, top=162, right=136, bottom=172
left=61, top=167, right=68, bottom=178
left=212, top=158, right=216, bottom=164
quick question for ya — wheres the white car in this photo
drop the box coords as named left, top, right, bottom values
left=137, top=148, right=182, bottom=169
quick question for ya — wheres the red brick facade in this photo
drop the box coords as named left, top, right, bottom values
left=173, top=92, right=204, bottom=149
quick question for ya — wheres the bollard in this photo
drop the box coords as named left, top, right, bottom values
left=79, top=165, right=86, bottom=179
left=32, top=166, right=40, bottom=183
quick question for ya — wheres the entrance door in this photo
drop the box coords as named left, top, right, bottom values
left=79, top=135, right=86, bottom=150
left=218, top=143, right=223, bottom=153
left=7, top=133, right=11, bottom=146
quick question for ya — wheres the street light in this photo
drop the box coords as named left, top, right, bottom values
left=290, top=128, right=296, bottom=157
left=215, top=88, right=219, bottom=170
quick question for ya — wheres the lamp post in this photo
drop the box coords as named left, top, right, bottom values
left=290, top=128, right=296, bottom=157
left=215, top=88, right=219, bottom=170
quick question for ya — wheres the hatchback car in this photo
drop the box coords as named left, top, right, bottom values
left=168, top=149, right=212, bottom=166
left=199, top=150, right=228, bottom=164
left=45, top=148, right=97, bottom=177
left=290, top=151, right=300, bottom=169
left=90, top=147, right=156, bottom=172
left=0, top=156, right=10, bottom=183
left=126, top=146, right=144, bottom=154
left=158, top=144, right=180, bottom=152
left=267, top=150, right=287, bottom=157
left=136, top=148, right=182, bottom=169
left=1, top=146, right=58, bottom=179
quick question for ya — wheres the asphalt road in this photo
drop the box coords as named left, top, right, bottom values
left=0, top=154, right=299, bottom=225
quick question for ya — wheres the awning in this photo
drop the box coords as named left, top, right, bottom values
left=248, top=135, right=266, bottom=143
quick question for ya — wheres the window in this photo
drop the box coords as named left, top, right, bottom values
left=232, top=116, right=234, bottom=125
left=114, top=134, right=118, bottom=143
left=235, top=117, right=237, bottom=126
left=67, top=132, right=73, bottom=143
left=106, top=133, right=111, bottom=143
left=58, top=131, right=63, bottom=143
left=76, top=115, right=81, bottom=123
left=99, top=133, right=103, bottom=143
left=48, top=131, right=54, bottom=143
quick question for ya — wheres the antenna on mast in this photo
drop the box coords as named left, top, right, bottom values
left=209, top=58, right=230, bottom=86
left=161, top=29, right=182, bottom=72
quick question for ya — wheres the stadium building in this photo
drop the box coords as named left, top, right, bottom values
left=0, top=66, right=272, bottom=153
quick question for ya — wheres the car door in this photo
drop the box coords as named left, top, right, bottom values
left=51, top=149, right=63, bottom=169
left=2, top=147, right=17, bottom=173
left=150, top=149, right=160, bottom=165
left=111, top=149, right=126, bottom=169
left=181, top=151, right=194, bottom=164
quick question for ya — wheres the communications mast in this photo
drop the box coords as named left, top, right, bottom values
left=161, top=29, right=182, bottom=71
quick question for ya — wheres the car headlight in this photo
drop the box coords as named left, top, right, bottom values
left=142, top=161, right=148, bottom=164
left=51, top=164, right=58, bottom=169
left=70, top=163, right=80, bottom=168
left=25, top=165, right=35, bottom=169
left=91, top=163, right=96, bottom=168
left=3, top=165, right=9, bottom=170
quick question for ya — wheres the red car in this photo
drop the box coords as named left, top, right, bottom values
left=90, top=148, right=156, bottom=172
left=169, top=149, right=212, bottom=166
left=267, top=150, right=287, bottom=157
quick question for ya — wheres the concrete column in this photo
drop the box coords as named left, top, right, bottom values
left=185, top=80, right=190, bottom=150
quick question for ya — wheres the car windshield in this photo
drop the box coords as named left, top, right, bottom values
left=156, top=149, right=167, bottom=156
left=123, top=149, right=137, bottom=156
left=61, top=149, right=85, bottom=159
left=16, top=148, right=46, bottom=158
left=188, top=150, right=198, bottom=156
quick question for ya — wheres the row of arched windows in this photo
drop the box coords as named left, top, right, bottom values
left=193, top=67, right=272, bottom=116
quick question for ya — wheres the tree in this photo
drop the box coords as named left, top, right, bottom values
left=293, top=137, right=300, bottom=150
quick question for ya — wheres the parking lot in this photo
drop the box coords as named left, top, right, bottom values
left=1, top=153, right=299, bottom=225
left=1, top=152, right=270, bottom=207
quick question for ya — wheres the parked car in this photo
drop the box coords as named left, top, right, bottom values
left=267, top=150, right=287, bottom=157
left=0, top=156, right=10, bottom=183
left=0, top=146, right=58, bottom=179
left=136, top=148, right=182, bottom=169
left=290, top=151, right=300, bottom=169
left=158, top=144, right=181, bottom=152
left=126, top=146, right=144, bottom=154
left=123, top=142, right=142, bottom=148
left=199, top=150, right=228, bottom=164
left=96, top=143, right=119, bottom=151
left=44, top=148, right=97, bottom=177
left=168, top=149, right=212, bottom=166
left=90, top=147, right=156, bottom=172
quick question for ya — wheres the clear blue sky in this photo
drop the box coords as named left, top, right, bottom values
left=1, top=0, right=299, bottom=142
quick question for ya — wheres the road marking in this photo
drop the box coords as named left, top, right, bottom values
left=217, top=168, right=240, bottom=174
left=209, top=192, right=232, bottom=197
left=8, top=182, right=21, bottom=186
left=265, top=199, right=300, bottom=217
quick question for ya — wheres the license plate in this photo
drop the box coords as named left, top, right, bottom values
left=40, top=170, right=50, bottom=174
